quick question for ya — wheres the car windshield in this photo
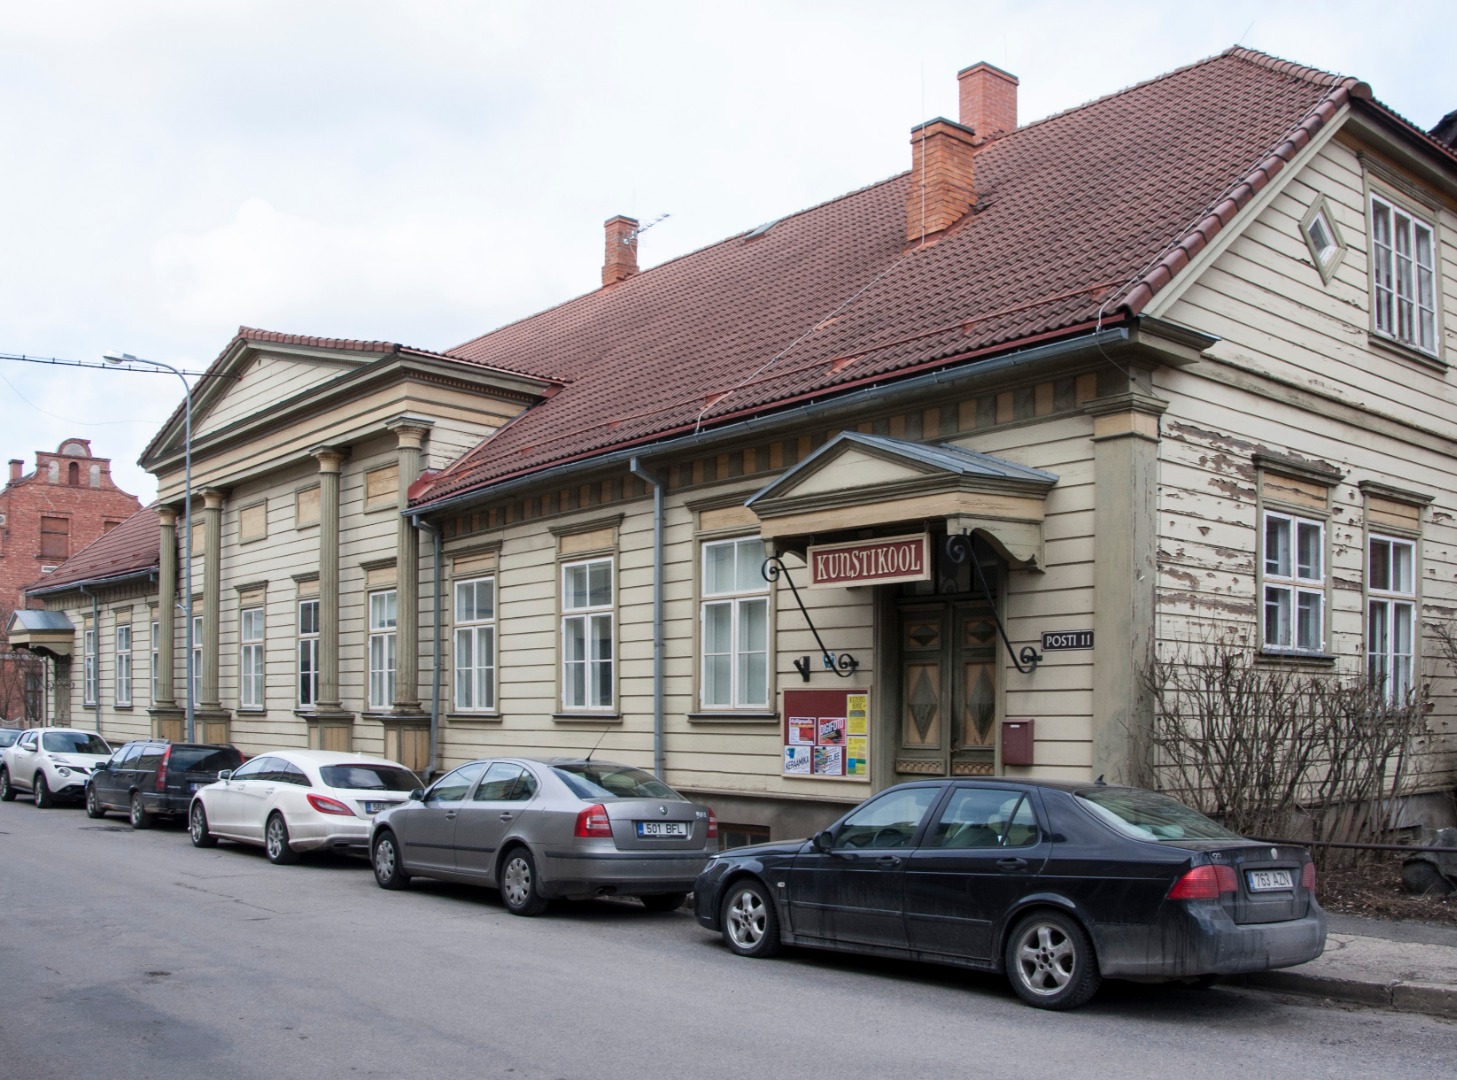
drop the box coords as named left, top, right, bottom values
left=319, top=764, right=421, bottom=792
left=0, top=730, right=19, bottom=747
left=171, top=747, right=244, bottom=773
left=551, top=763, right=681, bottom=801
left=41, top=731, right=110, bottom=755
left=1075, top=787, right=1243, bottom=842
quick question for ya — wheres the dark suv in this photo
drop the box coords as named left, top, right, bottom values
left=87, top=740, right=244, bottom=828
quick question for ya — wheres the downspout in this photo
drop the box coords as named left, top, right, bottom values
left=627, top=457, right=665, bottom=779
left=412, top=513, right=444, bottom=781
left=79, top=585, right=99, bottom=732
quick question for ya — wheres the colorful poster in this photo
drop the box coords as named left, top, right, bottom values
left=813, top=745, right=843, bottom=775
left=788, top=718, right=816, bottom=745
left=846, top=736, right=868, bottom=777
left=847, top=695, right=868, bottom=736
left=784, top=746, right=812, bottom=773
left=817, top=717, right=846, bottom=744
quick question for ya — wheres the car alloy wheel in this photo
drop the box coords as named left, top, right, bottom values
left=372, top=831, right=410, bottom=890
left=33, top=774, right=52, bottom=809
left=189, top=803, right=218, bottom=848
left=1005, top=910, right=1101, bottom=1010
left=129, top=792, right=154, bottom=829
left=85, top=784, right=106, bottom=819
left=721, top=880, right=781, bottom=958
left=264, top=813, right=299, bottom=865
left=499, top=847, right=547, bottom=916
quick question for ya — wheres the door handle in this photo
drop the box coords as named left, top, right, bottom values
left=499, top=813, right=514, bottom=823
left=875, top=856, right=903, bottom=868
left=444, top=810, right=457, bottom=820
left=997, top=858, right=1029, bottom=872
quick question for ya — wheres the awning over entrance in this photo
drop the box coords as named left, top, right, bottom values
left=746, top=432, right=1058, bottom=568
left=5, top=610, right=75, bottom=659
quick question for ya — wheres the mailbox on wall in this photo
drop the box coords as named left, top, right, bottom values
left=1001, top=718, right=1034, bottom=767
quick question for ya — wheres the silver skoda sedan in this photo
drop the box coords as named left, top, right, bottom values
left=369, top=757, right=717, bottom=915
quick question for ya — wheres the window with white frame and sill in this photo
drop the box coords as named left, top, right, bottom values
left=454, top=576, right=496, bottom=712
left=190, top=614, right=203, bottom=707
left=368, top=590, right=397, bottom=710
left=1368, top=534, right=1416, bottom=703
left=562, top=558, right=613, bottom=711
left=1370, top=193, right=1439, bottom=357
left=298, top=599, right=319, bottom=708
left=701, top=537, right=770, bottom=710
left=1263, top=510, right=1325, bottom=654
left=83, top=627, right=97, bottom=705
left=240, top=607, right=265, bottom=709
left=115, top=625, right=132, bottom=707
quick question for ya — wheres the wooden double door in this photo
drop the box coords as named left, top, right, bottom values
left=895, top=597, right=999, bottom=778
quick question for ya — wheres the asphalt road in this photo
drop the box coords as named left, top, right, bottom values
left=2, top=797, right=1455, bottom=1080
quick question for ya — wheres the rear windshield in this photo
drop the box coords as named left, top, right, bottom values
left=171, top=746, right=244, bottom=773
left=0, top=730, right=20, bottom=747
left=1075, top=787, right=1243, bottom=842
left=319, top=764, right=421, bottom=792
left=551, top=763, right=681, bottom=801
left=42, top=731, right=110, bottom=755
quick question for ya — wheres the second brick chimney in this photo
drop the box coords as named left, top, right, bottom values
left=958, top=61, right=1019, bottom=140
left=602, top=215, right=639, bottom=286
left=905, top=118, right=978, bottom=244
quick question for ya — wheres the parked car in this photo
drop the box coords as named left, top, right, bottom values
left=0, top=727, right=113, bottom=807
left=694, top=778, right=1326, bottom=1010
left=188, top=749, right=420, bottom=864
left=369, top=757, right=717, bottom=915
left=87, top=739, right=244, bottom=828
left=0, top=727, right=21, bottom=750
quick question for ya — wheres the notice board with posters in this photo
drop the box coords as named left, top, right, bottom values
left=783, top=688, right=870, bottom=781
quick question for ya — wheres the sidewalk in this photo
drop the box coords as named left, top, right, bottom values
left=1236, top=913, right=1457, bottom=1019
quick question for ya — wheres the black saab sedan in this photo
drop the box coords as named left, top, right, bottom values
left=694, top=778, right=1326, bottom=1010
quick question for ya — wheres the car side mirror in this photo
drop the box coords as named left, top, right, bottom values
left=408, top=787, right=424, bottom=802
left=812, top=829, right=834, bottom=852
left=217, top=770, right=233, bottom=781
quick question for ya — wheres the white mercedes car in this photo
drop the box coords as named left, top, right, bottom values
left=188, top=748, right=421, bottom=864
left=0, top=727, right=113, bottom=807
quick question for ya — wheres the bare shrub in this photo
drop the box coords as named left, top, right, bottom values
left=1135, top=644, right=1428, bottom=868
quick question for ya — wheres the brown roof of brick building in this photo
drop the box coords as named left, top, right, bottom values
left=25, top=506, right=161, bottom=596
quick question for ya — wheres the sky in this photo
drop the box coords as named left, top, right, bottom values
left=2, top=0, right=1452, bottom=504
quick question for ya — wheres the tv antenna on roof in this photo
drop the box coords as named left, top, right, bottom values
left=622, top=213, right=671, bottom=244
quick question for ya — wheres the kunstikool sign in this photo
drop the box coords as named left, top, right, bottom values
left=808, top=533, right=931, bottom=588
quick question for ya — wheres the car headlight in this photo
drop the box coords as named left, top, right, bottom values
left=56, top=767, right=72, bottom=777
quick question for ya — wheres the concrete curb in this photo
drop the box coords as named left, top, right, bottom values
left=1239, top=970, right=1457, bottom=1019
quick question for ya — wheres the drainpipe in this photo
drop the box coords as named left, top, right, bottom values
left=79, top=585, right=99, bottom=733
left=628, top=457, right=665, bottom=779
left=412, top=513, right=444, bottom=781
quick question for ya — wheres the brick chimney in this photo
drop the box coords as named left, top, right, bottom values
left=958, top=61, right=1019, bottom=140
left=602, top=215, right=639, bottom=286
left=8, top=459, right=22, bottom=484
left=905, top=118, right=978, bottom=244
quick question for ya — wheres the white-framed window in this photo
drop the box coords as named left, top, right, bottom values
left=150, top=619, right=159, bottom=705
left=115, top=625, right=132, bottom=706
left=1370, top=193, right=1438, bottom=355
left=1263, top=511, right=1325, bottom=653
left=701, top=537, right=770, bottom=710
left=240, top=607, right=265, bottom=709
left=561, top=558, right=613, bottom=711
left=190, top=614, right=203, bottom=708
left=368, top=589, right=397, bottom=710
left=83, top=627, right=97, bottom=706
left=1300, top=196, right=1345, bottom=284
left=1368, top=535, right=1417, bottom=702
left=298, top=599, right=319, bottom=708
left=454, top=576, right=497, bottom=712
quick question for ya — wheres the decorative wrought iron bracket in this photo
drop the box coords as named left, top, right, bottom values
left=762, top=555, right=860, bottom=682
left=944, top=531, right=1041, bottom=674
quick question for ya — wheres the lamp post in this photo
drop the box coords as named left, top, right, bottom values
left=104, top=351, right=195, bottom=741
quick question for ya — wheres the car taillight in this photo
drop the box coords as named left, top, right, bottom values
left=706, top=809, right=718, bottom=840
left=306, top=793, right=356, bottom=817
left=156, top=747, right=170, bottom=791
left=1168, top=863, right=1238, bottom=900
left=574, top=804, right=613, bottom=838
left=1301, top=861, right=1317, bottom=890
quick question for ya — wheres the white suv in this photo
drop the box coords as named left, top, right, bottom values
left=1, top=728, right=113, bottom=808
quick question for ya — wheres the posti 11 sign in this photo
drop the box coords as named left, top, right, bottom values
left=807, top=533, right=931, bottom=588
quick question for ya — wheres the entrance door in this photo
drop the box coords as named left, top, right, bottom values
left=895, top=597, right=999, bottom=779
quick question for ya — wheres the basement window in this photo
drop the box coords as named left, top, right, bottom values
left=1300, top=197, right=1345, bottom=284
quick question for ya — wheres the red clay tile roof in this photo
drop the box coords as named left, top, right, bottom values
left=25, top=505, right=161, bottom=596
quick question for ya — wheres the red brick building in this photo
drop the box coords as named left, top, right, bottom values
left=1, top=438, right=141, bottom=635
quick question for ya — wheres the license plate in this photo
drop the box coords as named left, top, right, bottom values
left=190, top=783, right=199, bottom=792
left=363, top=801, right=387, bottom=815
left=1247, top=869, right=1293, bottom=892
left=636, top=821, right=688, bottom=838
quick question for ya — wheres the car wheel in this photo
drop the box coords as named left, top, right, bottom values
left=33, top=774, right=53, bottom=809
left=264, top=813, right=299, bottom=865
left=372, top=831, right=411, bottom=890
left=499, top=846, right=548, bottom=916
left=721, top=879, right=781, bottom=958
left=129, top=792, right=154, bottom=829
left=639, top=892, right=687, bottom=913
left=0, top=767, right=14, bottom=802
left=189, top=802, right=218, bottom=848
left=1004, top=910, right=1102, bottom=1010
left=85, top=783, right=106, bottom=819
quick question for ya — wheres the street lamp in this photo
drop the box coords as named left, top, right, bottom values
left=103, top=351, right=195, bottom=741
